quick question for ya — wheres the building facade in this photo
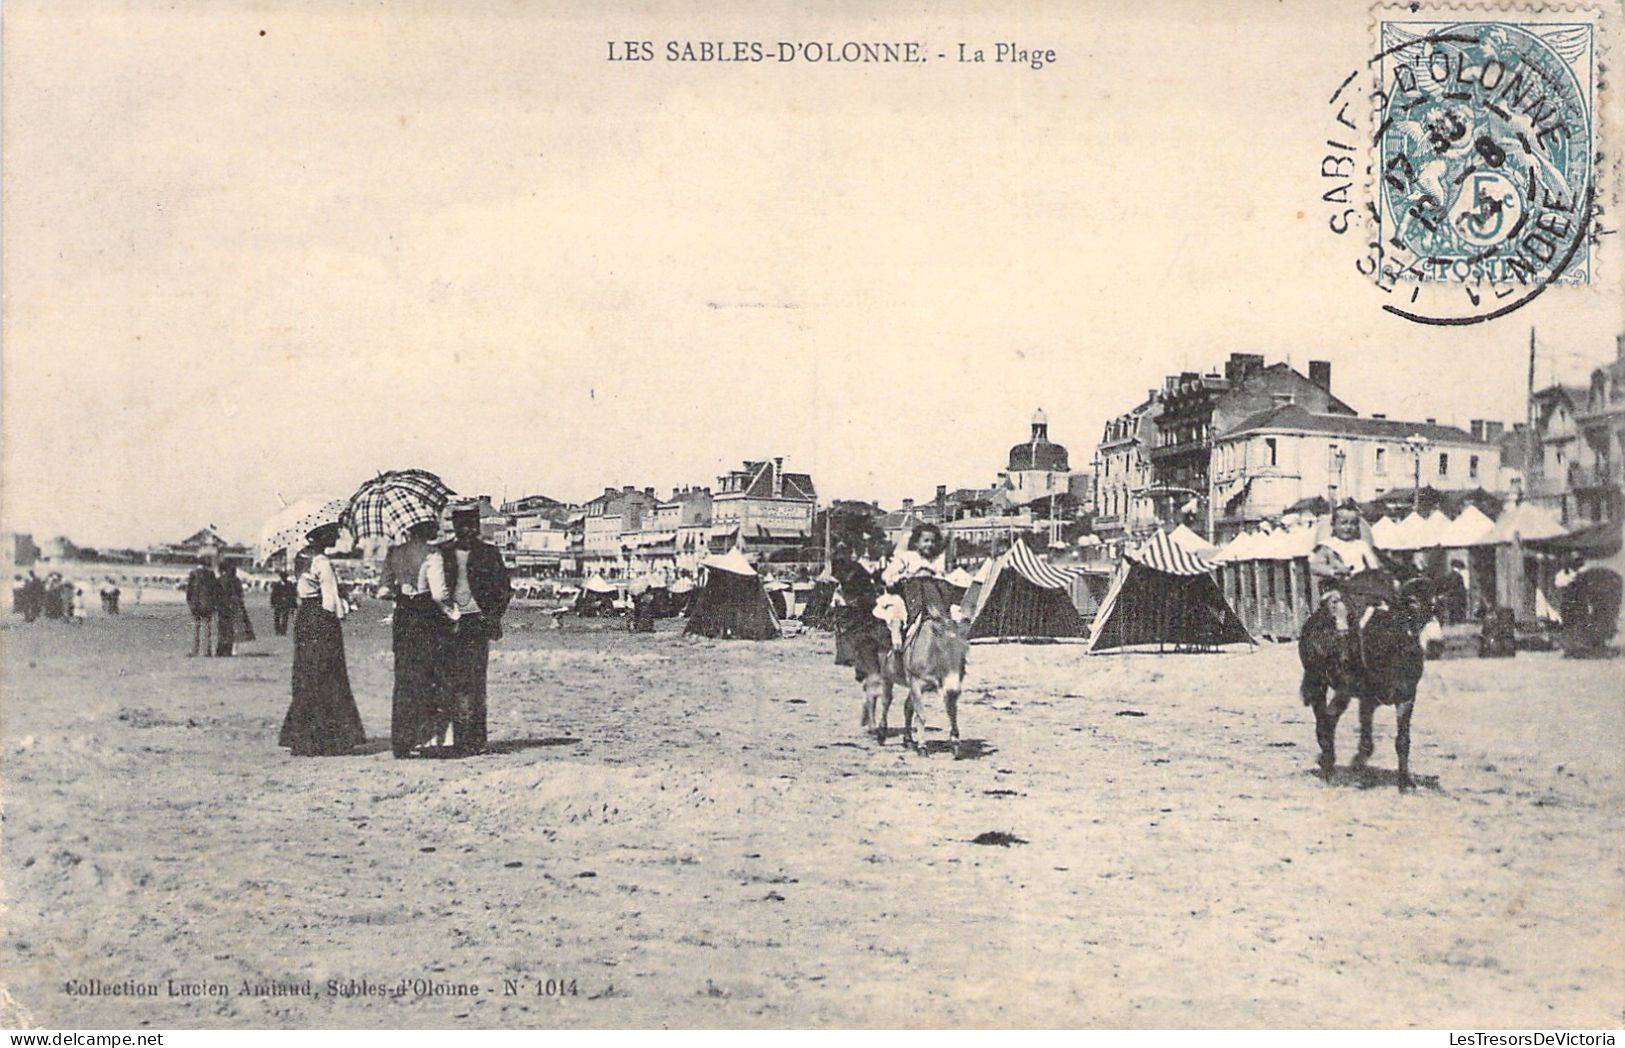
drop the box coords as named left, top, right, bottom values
left=1092, top=394, right=1161, bottom=541
left=1575, top=335, right=1625, bottom=525
left=580, top=485, right=660, bottom=577
left=711, top=458, right=817, bottom=565
left=1210, top=405, right=1498, bottom=540
left=1151, top=354, right=1354, bottom=536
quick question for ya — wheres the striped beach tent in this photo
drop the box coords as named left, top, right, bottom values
left=960, top=539, right=1088, bottom=642
left=1086, top=528, right=1253, bottom=654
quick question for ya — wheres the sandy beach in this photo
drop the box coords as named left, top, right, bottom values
left=1, top=604, right=1620, bottom=1029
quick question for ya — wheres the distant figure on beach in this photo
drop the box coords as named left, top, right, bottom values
left=380, top=520, right=453, bottom=758
left=439, top=503, right=511, bottom=756
left=832, top=542, right=889, bottom=683
left=18, top=571, right=44, bottom=622
left=270, top=571, right=297, bottom=635
left=215, top=564, right=255, bottom=656
left=185, top=558, right=221, bottom=656
left=100, top=579, right=121, bottom=615
left=42, top=573, right=66, bottom=621
left=68, top=585, right=87, bottom=626
left=278, top=523, right=366, bottom=756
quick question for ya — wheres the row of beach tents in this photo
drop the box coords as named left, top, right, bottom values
left=564, top=499, right=1611, bottom=651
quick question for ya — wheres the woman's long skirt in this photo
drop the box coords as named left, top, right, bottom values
left=278, top=599, right=366, bottom=756
left=391, top=595, right=452, bottom=757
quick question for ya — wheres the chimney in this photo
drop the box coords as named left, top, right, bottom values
left=1483, top=421, right=1504, bottom=442
left=604, top=486, right=617, bottom=497
left=1309, top=360, right=1332, bottom=392
left=1225, top=352, right=1265, bottom=385
left=936, top=484, right=948, bottom=519
left=1425, top=418, right=1436, bottom=425
left=645, top=486, right=655, bottom=498
left=1371, top=413, right=1386, bottom=419
left=901, top=498, right=914, bottom=511
left=623, top=484, right=636, bottom=493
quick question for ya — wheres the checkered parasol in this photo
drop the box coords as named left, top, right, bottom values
left=341, top=469, right=456, bottom=545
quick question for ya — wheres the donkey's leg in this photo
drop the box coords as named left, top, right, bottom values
left=1394, top=699, right=1415, bottom=791
left=1305, top=672, right=1335, bottom=777
left=1313, top=686, right=1348, bottom=779
left=1352, top=695, right=1376, bottom=770
left=875, top=675, right=894, bottom=745
left=944, top=667, right=963, bottom=759
left=861, top=675, right=880, bottom=730
left=907, top=680, right=929, bottom=756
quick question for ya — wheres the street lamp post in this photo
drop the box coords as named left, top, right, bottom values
left=1404, top=433, right=1431, bottom=513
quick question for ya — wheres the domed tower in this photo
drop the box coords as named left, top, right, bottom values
left=1008, top=408, right=1070, bottom=473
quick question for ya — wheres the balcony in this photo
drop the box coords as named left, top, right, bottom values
left=1569, top=463, right=1622, bottom=491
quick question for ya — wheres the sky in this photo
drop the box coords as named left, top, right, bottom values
left=4, top=0, right=1621, bottom=548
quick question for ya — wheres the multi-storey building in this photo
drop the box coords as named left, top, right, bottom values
left=1210, top=406, right=1498, bottom=541
left=1092, top=393, right=1161, bottom=542
left=580, top=485, right=660, bottom=577
left=711, top=458, right=817, bottom=565
left=1151, top=354, right=1354, bottom=536
left=1575, top=335, right=1625, bottom=525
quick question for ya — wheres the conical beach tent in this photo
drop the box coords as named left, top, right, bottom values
left=960, top=540, right=1088, bottom=642
left=685, top=550, right=780, bottom=640
left=1086, top=529, right=1254, bottom=653
left=573, top=574, right=618, bottom=615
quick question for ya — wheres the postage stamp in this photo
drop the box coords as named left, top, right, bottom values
left=1368, top=6, right=1602, bottom=324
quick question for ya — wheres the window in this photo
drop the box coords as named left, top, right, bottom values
left=1265, top=438, right=1278, bottom=467
left=1375, top=447, right=1387, bottom=475
left=1469, top=455, right=1479, bottom=480
left=1438, top=453, right=1449, bottom=476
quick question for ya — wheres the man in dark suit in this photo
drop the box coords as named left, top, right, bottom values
left=185, top=558, right=221, bottom=656
left=270, top=571, right=297, bottom=635
left=440, top=503, right=511, bottom=756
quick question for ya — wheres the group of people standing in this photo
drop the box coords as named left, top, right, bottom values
left=184, top=560, right=256, bottom=656
left=276, top=502, right=511, bottom=759
left=11, top=571, right=91, bottom=624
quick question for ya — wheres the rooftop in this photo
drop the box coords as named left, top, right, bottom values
left=1220, top=403, right=1481, bottom=444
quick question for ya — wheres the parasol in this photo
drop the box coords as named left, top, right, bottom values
left=256, top=496, right=349, bottom=565
left=341, top=469, right=456, bottom=545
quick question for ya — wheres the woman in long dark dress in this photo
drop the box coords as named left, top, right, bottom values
left=278, top=524, right=366, bottom=756
left=381, top=520, right=453, bottom=757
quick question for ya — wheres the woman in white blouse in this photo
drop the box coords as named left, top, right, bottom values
left=277, top=523, right=366, bottom=756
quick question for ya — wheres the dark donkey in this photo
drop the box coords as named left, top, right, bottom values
left=1298, top=574, right=1430, bottom=790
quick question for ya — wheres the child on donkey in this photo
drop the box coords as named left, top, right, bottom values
left=875, top=523, right=960, bottom=654
left=1309, top=500, right=1398, bottom=678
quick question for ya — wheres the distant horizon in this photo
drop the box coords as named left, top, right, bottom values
left=7, top=339, right=1607, bottom=553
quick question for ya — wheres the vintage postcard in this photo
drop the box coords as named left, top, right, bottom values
left=2, top=0, right=1622, bottom=1033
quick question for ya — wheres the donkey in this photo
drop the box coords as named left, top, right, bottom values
left=866, top=615, right=970, bottom=757
left=1298, top=576, right=1430, bottom=790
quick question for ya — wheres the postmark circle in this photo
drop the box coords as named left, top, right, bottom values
left=1372, top=20, right=1594, bottom=325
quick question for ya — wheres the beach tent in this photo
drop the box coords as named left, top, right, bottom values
left=1167, top=523, right=1219, bottom=559
left=1440, top=504, right=1496, bottom=547
left=573, top=574, right=618, bottom=616
left=1482, top=502, right=1567, bottom=544
left=959, top=539, right=1088, bottom=642
left=957, top=558, right=993, bottom=618
left=1087, top=529, right=1254, bottom=653
left=684, top=549, right=780, bottom=640
left=1371, top=515, right=1404, bottom=550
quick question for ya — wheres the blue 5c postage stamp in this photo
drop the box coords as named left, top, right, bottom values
left=1371, top=6, right=1603, bottom=324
